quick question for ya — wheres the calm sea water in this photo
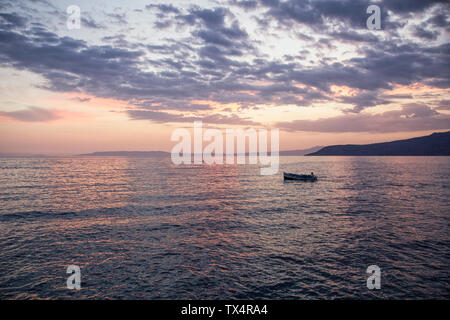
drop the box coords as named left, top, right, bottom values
left=0, top=156, right=449, bottom=299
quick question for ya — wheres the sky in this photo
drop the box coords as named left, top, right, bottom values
left=0, top=0, right=449, bottom=154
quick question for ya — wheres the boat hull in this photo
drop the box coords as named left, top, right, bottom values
left=283, top=172, right=317, bottom=181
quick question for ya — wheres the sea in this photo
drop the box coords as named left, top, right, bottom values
left=0, top=156, right=449, bottom=299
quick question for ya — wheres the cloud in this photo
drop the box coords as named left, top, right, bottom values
left=413, top=26, right=440, bottom=40
left=329, top=30, right=379, bottom=43
left=81, top=16, right=104, bottom=29
left=259, top=0, right=449, bottom=30
left=189, top=7, right=228, bottom=28
left=427, top=12, right=450, bottom=30
left=146, top=4, right=181, bottom=15
left=258, top=0, right=379, bottom=30
left=230, top=0, right=259, bottom=10
left=0, top=13, right=27, bottom=28
left=435, top=100, right=450, bottom=110
left=1, top=17, right=445, bottom=114
left=72, top=97, right=91, bottom=103
left=0, top=0, right=448, bottom=127
left=146, top=3, right=181, bottom=29
left=340, top=90, right=391, bottom=113
left=0, top=106, right=61, bottom=122
left=276, top=104, right=450, bottom=133
left=383, top=0, right=448, bottom=14
left=127, top=109, right=260, bottom=126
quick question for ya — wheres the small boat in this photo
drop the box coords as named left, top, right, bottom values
left=283, top=172, right=317, bottom=181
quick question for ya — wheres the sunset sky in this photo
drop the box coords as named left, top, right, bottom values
left=0, top=0, right=449, bottom=154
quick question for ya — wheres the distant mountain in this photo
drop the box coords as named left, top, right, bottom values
left=78, top=132, right=450, bottom=157
left=80, top=147, right=324, bottom=158
left=280, top=146, right=323, bottom=156
left=79, top=151, right=169, bottom=157
left=306, top=131, right=450, bottom=156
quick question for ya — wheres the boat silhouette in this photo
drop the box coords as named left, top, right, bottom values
left=283, top=172, right=317, bottom=181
